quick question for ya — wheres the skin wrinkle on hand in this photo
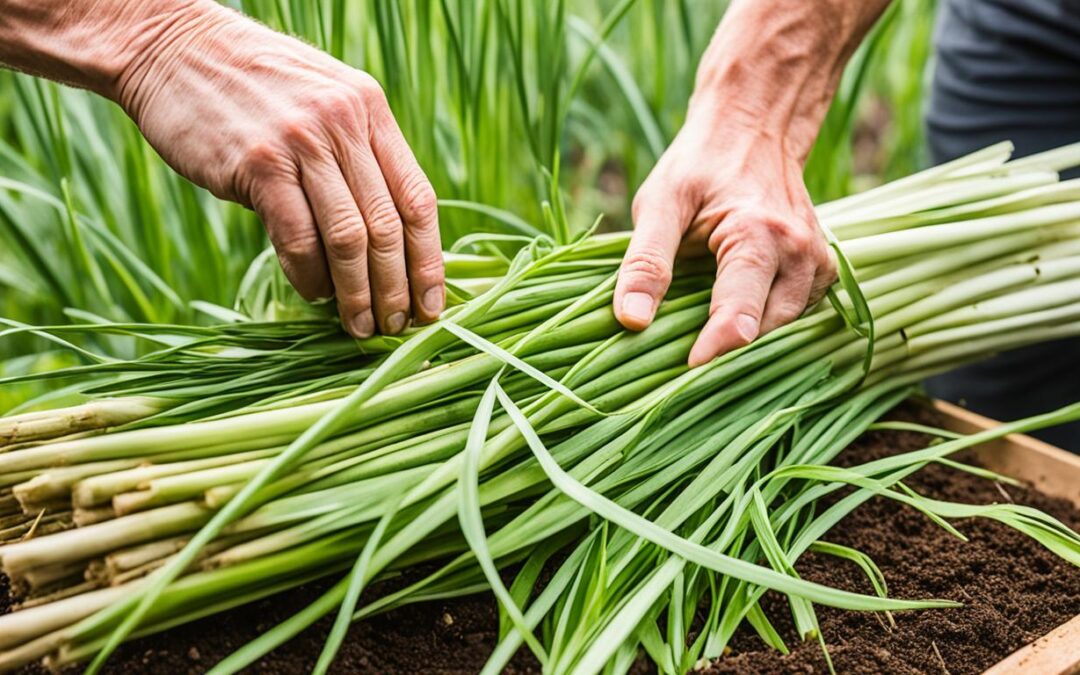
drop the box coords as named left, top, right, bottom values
left=0, top=0, right=445, bottom=339
left=614, top=0, right=891, bottom=368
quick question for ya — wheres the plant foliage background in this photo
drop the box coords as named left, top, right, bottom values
left=0, top=0, right=936, bottom=410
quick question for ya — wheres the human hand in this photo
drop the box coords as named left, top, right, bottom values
left=614, top=113, right=836, bottom=367
left=111, top=1, right=443, bottom=337
left=611, top=0, right=895, bottom=367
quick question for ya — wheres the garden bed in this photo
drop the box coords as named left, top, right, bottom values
left=3, top=402, right=1079, bottom=674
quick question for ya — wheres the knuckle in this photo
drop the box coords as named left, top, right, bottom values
left=322, top=216, right=367, bottom=257
left=720, top=235, right=775, bottom=269
left=236, top=147, right=293, bottom=202
left=412, top=250, right=445, bottom=281
left=275, top=228, right=321, bottom=261
left=817, top=241, right=838, bottom=270
left=822, top=253, right=839, bottom=278
left=781, top=225, right=815, bottom=252
left=724, top=216, right=759, bottom=240
left=772, top=295, right=808, bottom=321
left=238, top=141, right=282, bottom=178
left=623, top=248, right=673, bottom=287
left=399, top=177, right=438, bottom=225
left=365, top=200, right=404, bottom=251
left=356, top=73, right=388, bottom=108
left=280, top=114, right=323, bottom=150
left=381, top=284, right=412, bottom=307
left=310, top=92, right=361, bottom=123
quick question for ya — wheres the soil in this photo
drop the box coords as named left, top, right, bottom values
left=4, top=403, right=1080, bottom=674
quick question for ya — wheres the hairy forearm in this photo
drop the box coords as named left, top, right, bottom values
left=690, top=0, right=891, bottom=162
left=0, top=0, right=206, bottom=100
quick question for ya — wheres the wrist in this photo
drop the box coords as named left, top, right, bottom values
left=687, top=0, right=881, bottom=164
left=0, top=0, right=215, bottom=100
left=681, top=91, right=811, bottom=170
left=110, top=0, right=236, bottom=115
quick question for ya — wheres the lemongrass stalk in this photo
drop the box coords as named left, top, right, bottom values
left=0, top=511, right=33, bottom=530
left=21, top=561, right=86, bottom=591
left=997, top=141, right=1080, bottom=175
left=224, top=465, right=435, bottom=535
left=106, top=532, right=252, bottom=585
left=222, top=339, right=594, bottom=419
left=112, top=462, right=275, bottom=516
left=0, top=350, right=498, bottom=474
left=844, top=201, right=1080, bottom=266
left=0, top=397, right=167, bottom=447
left=829, top=178, right=1080, bottom=239
left=18, top=580, right=106, bottom=611
left=14, top=459, right=156, bottom=509
left=815, top=141, right=1014, bottom=219
left=67, top=532, right=363, bottom=659
left=0, top=519, right=71, bottom=544
left=0, top=502, right=212, bottom=577
left=0, top=431, right=300, bottom=478
left=48, top=566, right=341, bottom=670
left=889, top=322, right=1080, bottom=383
left=202, top=388, right=552, bottom=508
left=71, top=449, right=281, bottom=508
left=0, top=493, right=20, bottom=514
left=857, top=223, right=1080, bottom=296
left=72, top=506, right=115, bottom=526
left=910, top=276, right=1080, bottom=335
left=909, top=301, right=1080, bottom=354
left=0, top=583, right=134, bottom=652
left=824, top=171, right=1058, bottom=231
left=474, top=296, right=575, bottom=335
left=103, top=537, right=188, bottom=577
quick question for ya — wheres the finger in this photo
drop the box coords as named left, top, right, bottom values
left=688, top=238, right=778, bottom=367
left=370, top=116, right=444, bottom=324
left=615, top=185, right=690, bottom=331
left=808, top=247, right=838, bottom=308
left=251, top=179, right=332, bottom=301
left=759, top=263, right=814, bottom=335
left=300, top=156, right=376, bottom=338
left=338, top=141, right=412, bottom=335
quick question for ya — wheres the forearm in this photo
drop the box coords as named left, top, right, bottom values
left=0, top=0, right=206, bottom=100
left=689, top=0, right=891, bottom=162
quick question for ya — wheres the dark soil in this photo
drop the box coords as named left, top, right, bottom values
left=5, top=404, right=1080, bottom=674
left=705, top=406, right=1080, bottom=675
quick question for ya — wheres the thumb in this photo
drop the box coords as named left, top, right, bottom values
left=614, top=185, right=687, bottom=331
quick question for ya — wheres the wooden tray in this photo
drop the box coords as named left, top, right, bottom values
left=932, top=400, right=1080, bottom=675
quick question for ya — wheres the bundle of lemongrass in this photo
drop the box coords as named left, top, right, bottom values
left=3, top=142, right=1080, bottom=674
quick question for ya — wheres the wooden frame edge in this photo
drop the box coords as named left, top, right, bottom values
left=930, top=399, right=1080, bottom=675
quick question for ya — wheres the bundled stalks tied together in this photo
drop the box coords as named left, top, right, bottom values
left=4, top=143, right=1080, bottom=674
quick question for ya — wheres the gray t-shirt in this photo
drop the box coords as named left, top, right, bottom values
left=927, top=0, right=1080, bottom=167
left=923, top=0, right=1080, bottom=450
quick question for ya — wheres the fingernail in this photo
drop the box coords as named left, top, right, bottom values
left=350, top=312, right=374, bottom=338
left=735, top=314, right=759, bottom=343
left=422, top=286, right=444, bottom=316
left=386, top=311, right=407, bottom=335
left=621, top=292, right=655, bottom=326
